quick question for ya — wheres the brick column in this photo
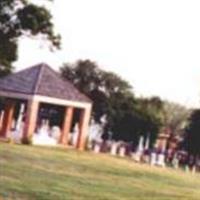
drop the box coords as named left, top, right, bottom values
left=0, top=99, right=15, bottom=138
left=76, top=106, right=92, bottom=150
left=22, top=100, right=39, bottom=141
left=59, top=106, right=74, bottom=145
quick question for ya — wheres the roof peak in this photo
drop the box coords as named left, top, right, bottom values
left=0, top=63, right=91, bottom=103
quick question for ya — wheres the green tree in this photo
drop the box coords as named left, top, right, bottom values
left=183, top=109, right=200, bottom=156
left=106, top=91, right=140, bottom=143
left=60, top=60, right=106, bottom=122
left=60, top=60, right=134, bottom=122
left=61, top=60, right=101, bottom=94
left=162, top=101, right=190, bottom=136
left=61, top=60, right=162, bottom=146
left=135, top=96, right=164, bottom=145
left=0, top=0, right=60, bottom=76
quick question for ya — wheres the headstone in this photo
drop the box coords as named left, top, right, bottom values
left=133, top=136, right=145, bottom=162
left=143, top=153, right=150, bottom=163
left=12, top=123, right=24, bottom=143
left=71, top=123, right=79, bottom=146
left=185, top=165, right=189, bottom=173
left=12, top=104, right=25, bottom=142
left=157, top=153, right=166, bottom=167
left=150, top=152, right=157, bottom=166
left=172, top=155, right=179, bottom=169
left=88, top=119, right=103, bottom=148
left=51, top=126, right=61, bottom=142
left=119, top=145, right=126, bottom=157
left=32, top=120, right=57, bottom=146
left=15, top=104, right=25, bottom=131
left=192, top=166, right=196, bottom=174
left=138, top=136, right=144, bottom=152
left=133, top=151, right=142, bottom=162
left=93, top=141, right=101, bottom=153
left=110, top=142, right=118, bottom=156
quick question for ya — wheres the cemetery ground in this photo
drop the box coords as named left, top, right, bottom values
left=0, top=143, right=200, bottom=200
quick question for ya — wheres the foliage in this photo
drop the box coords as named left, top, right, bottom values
left=183, top=109, right=200, bottom=156
left=134, top=96, right=164, bottom=145
left=162, top=101, right=191, bottom=136
left=0, top=0, right=60, bottom=76
left=61, top=60, right=132, bottom=122
left=105, top=91, right=137, bottom=142
left=61, top=60, right=163, bottom=145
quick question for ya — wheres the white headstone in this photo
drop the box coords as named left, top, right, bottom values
left=185, top=165, right=189, bottom=173
left=16, top=104, right=25, bottom=131
left=143, top=154, right=150, bottom=163
left=133, top=151, right=142, bottom=162
left=88, top=119, right=103, bottom=145
left=93, top=142, right=101, bottom=153
left=192, top=166, right=196, bottom=174
left=156, top=154, right=166, bottom=167
left=150, top=152, right=157, bottom=166
left=110, top=142, right=118, bottom=156
left=133, top=136, right=144, bottom=162
left=138, top=136, right=144, bottom=152
left=119, top=146, right=126, bottom=157
left=172, top=155, right=179, bottom=169
left=32, top=120, right=57, bottom=146
left=12, top=104, right=25, bottom=142
left=71, top=123, right=79, bottom=146
left=51, top=126, right=61, bottom=141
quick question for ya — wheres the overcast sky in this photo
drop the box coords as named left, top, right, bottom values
left=15, top=0, right=200, bottom=108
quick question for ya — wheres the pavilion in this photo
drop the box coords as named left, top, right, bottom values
left=0, top=63, right=92, bottom=150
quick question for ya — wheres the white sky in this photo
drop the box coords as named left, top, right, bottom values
left=15, top=0, right=200, bottom=108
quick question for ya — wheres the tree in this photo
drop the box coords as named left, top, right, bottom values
left=183, top=109, right=200, bottom=156
left=61, top=60, right=106, bottom=122
left=0, top=0, right=60, bottom=76
left=60, top=60, right=133, bottom=122
left=135, top=96, right=164, bottom=146
left=61, top=60, right=162, bottom=146
left=61, top=60, right=101, bottom=94
left=105, top=90, right=137, bottom=141
left=162, top=101, right=190, bottom=136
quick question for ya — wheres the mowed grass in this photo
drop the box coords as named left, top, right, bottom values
left=0, top=144, right=200, bottom=200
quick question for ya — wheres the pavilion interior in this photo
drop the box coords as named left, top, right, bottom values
left=0, top=64, right=92, bottom=150
left=0, top=98, right=86, bottom=147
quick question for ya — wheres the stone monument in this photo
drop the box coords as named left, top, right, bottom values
left=134, top=136, right=144, bottom=162
left=119, top=144, right=126, bottom=157
left=32, top=120, right=57, bottom=146
left=71, top=123, right=79, bottom=146
left=150, top=151, right=157, bottom=166
left=12, top=104, right=25, bottom=142
left=156, top=153, right=166, bottom=167
left=110, top=141, right=118, bottom=156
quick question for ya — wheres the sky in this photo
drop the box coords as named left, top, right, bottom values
left=15, top=0, right=200, bottom=108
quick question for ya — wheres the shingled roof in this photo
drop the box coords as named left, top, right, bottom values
left=0, top=63, right=91, bottom=103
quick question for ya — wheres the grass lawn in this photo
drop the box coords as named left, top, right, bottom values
left=0, top=143, right=200, bottom=200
